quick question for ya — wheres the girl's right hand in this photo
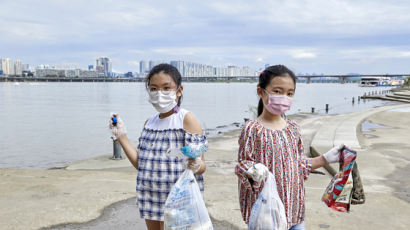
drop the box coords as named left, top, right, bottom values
left=246, top=163, right=269, bottom=182
left=109, top=113, right=127, bottom=140
left=187, top=157, right=202, bottom=173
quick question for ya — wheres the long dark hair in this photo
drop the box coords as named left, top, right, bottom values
left=257, top=65, right=297, bottom=116
left=145, top=63, right=183, bottom=106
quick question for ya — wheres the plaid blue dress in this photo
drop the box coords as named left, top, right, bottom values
left=136, top=108, right=206, bottom=221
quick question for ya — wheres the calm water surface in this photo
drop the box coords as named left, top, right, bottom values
left=0, top=82, right=397, bottom=169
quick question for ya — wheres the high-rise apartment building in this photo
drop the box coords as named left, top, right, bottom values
left=96, top=57, right=112, bottom=77
left=1, top=58, right=14, bottom=75
left=14, top=59, right=22, bottom=75
left=140, top=60, right=147, bottom=75
left=149, top=60, right=156, bottom=71
left=171, top=61, right=184, bottom=76
left=22, top=64, right=30, bottom=71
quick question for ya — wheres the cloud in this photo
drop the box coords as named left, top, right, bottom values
left=339, top=47, right=410, bottom=59
left=208, top=0, right=410, bottom=36
left=127, top=61, right=140, bottom=67
left=1, top=0, right=410, bottom=74
left=287, top=50, right=317, bottom=59
left=398, top=51, right=410, bottom=58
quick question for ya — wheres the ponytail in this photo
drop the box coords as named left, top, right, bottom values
left=257, top=98, right=264, bottom=116
left=177, top=96, right=182, bottom=106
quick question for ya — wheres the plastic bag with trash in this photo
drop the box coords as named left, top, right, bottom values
left=322, top=146, right=358, bottom=212
left=248, top=172, right=287, bottom=230
left=164, top=144, right=213, bottom=230
left=181, top=143, right=208, bottom=158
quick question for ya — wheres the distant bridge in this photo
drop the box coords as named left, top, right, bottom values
left=205, top=74, right=409, bottom=84
left=188, top=74, right=409, bottom=84
left=295, top=74, right=409, bottom=84
left=0, top=74, right=408, bottom=84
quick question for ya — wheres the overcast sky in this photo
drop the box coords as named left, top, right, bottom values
left=1, top=0, right=410, bottom=74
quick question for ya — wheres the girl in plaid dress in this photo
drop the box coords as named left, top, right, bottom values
left=109, top=64, right=207, bottom=230
left=235, top=65, right=344, bottom=230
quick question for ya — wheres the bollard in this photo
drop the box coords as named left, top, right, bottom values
left=112, top=138, right=122, bottom=159
left=311, top=107, right=315, bottom=113
left=325, top=104, right=329, bottom=113
left=352, top=97, right=355, bottom=103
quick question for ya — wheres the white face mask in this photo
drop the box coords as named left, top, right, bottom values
left=148, top=90, right=178, bottom=113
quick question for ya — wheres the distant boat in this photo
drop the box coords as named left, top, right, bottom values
left=391, top=79, right=405, bottom=86
left=359, top=76, right=392, bottom=87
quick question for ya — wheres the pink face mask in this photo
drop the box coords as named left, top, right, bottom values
left=263, top=90, right=293, bottom=115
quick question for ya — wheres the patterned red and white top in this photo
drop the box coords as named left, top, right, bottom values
left=235, top=119, right=312, bottom=228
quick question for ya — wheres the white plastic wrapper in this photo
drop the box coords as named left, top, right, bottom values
left=248, top=172, right=287, bottom=230
left=164, top=169, right=213, bottom=230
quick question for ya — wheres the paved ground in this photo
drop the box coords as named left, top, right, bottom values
left=304, top=104, right=410, bottom=230
left=1, top=103, right=409, bottom=230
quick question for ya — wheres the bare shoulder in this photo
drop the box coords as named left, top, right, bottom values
left=183, top=112, right=203, bottom=135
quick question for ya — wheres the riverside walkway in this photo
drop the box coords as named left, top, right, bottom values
left=1, top=104, right=409, bottom=229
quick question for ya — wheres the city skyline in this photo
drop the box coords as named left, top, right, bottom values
left=0, top=56, right=264, bottom=76
left=1, top=0, right=410, bottom=74
left=0, top=56, right=263, bottom=78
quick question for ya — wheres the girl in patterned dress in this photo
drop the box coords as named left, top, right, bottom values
left=235, top=65, right=344, bottom=230
left=109, top=64, right=207, bottom=230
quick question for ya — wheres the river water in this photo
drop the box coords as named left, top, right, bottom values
left=0, top=82, right=397, bottom=169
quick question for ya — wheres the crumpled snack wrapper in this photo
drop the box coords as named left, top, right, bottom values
left=322, top=147, right=357, bottom=212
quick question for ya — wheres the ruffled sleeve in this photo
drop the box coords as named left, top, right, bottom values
left=184, top=131, right=208, bottom=150
left=235, top=121, right=263, bottom=191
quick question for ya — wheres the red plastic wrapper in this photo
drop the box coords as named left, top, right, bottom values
left=322, top=147, right=357, bottom=212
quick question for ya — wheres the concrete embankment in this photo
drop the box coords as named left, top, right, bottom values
left=1, top=104, right=410, bottom=229
left=304, top=103, right=410, bottom=230
left=363, top=86, right=410, bottom=103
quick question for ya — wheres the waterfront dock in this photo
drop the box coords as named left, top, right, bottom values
left=1, top=104, right=410, bottom=229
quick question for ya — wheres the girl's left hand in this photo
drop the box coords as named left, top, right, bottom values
left=187, top=158, right=202, bottom=173
left=323, top=143, right=345, bottom=164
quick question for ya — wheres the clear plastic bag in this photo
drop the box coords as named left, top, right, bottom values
left=248, top=172, right=287, bottom=230
left=164, top=169, right=213, bottom=230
